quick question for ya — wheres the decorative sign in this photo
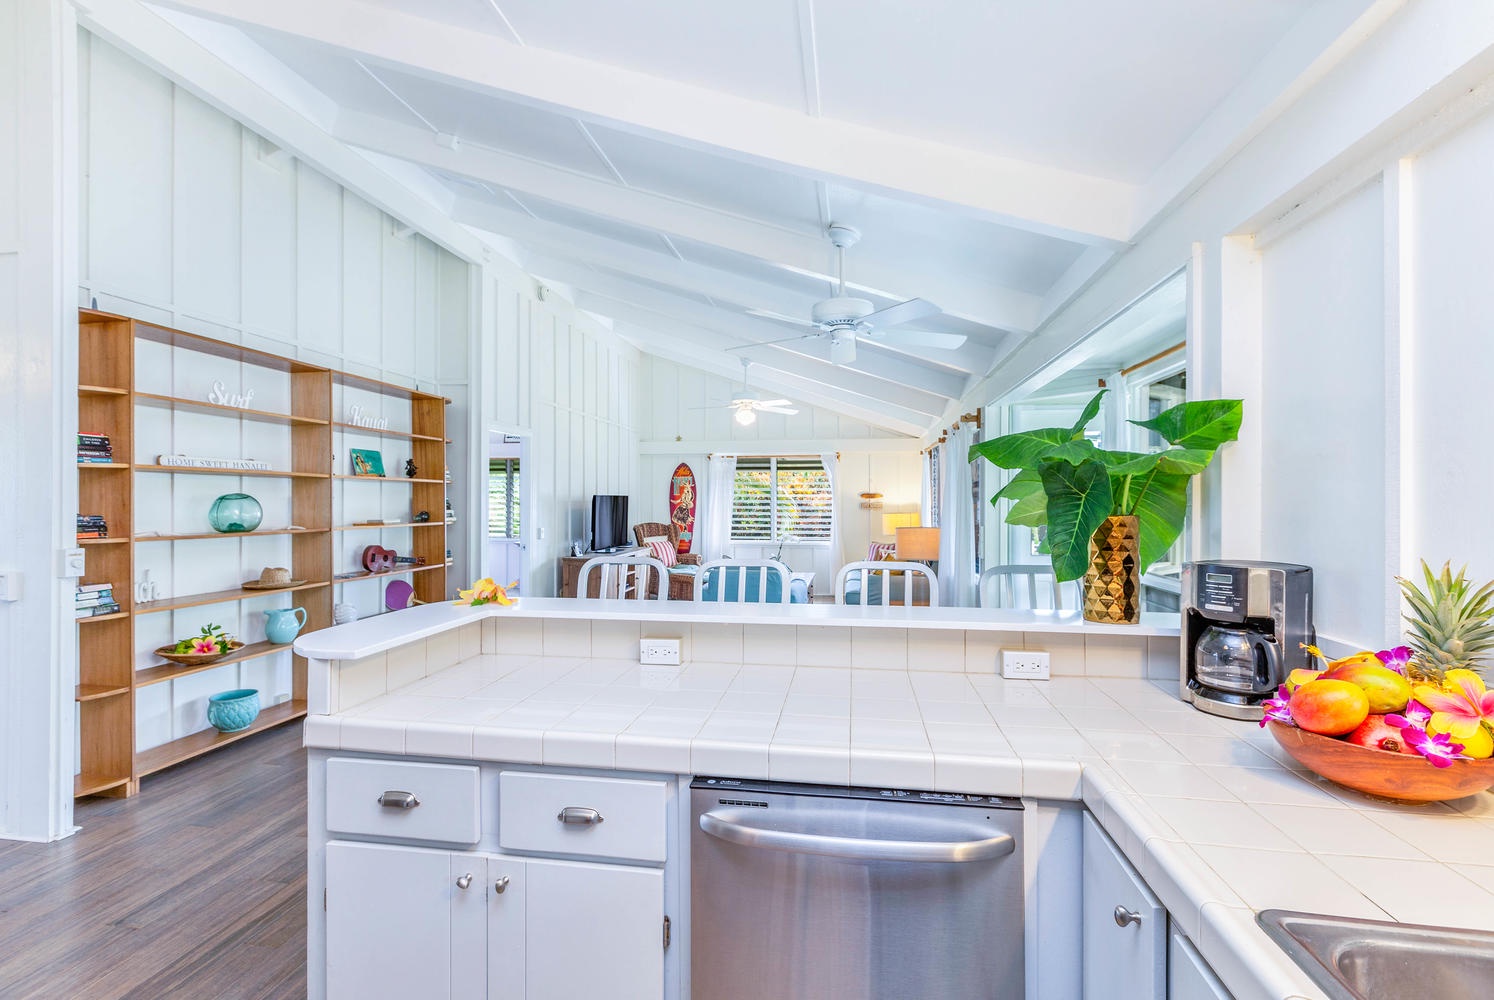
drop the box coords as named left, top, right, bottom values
left=158, top=454, right=272, bottom=471
left=206, top=380, right=256, bottom=409
left=346, top=404, right=389, bottom=430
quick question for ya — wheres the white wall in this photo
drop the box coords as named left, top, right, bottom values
left=481, top=275, right=642, bottom=597
left=635, top=356, right=919, bottom=583
left=0, top=0, right=79, bottom=841
left=77, top=35, right=473, bottom=752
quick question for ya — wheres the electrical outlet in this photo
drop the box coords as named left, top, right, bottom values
left=1001, top=649, right=1051, bottom=680
left=640, top=637, right=682, bottom=665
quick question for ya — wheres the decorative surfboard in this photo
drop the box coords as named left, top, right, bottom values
left=669, top=462, right=697, bottom=555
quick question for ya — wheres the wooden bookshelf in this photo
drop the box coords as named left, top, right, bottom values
left=73, top=309, right=448, bottom=798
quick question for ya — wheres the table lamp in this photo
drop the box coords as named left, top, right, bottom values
left=896, top=526, right=941, bottom=567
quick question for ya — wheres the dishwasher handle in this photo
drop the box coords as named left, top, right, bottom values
left=699, top=809, right=1015, bottom=864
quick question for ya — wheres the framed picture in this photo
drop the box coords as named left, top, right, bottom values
left=350, top=448, right=385, bottom=477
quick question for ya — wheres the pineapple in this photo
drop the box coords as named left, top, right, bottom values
left=1397, top=560, right=1494, bottom=684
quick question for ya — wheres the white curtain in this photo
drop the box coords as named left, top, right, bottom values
left=819, top=451, right=842, bottom=574
left=938, top=425, right=979, bottom=608
left=701, top=455, right=736, bottom=561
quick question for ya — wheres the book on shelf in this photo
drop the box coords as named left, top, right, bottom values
left=76, top=582, right=112, bottom=593
left=75, top=596, right=113, bottom=609
left=75, top=533, right=108, bottom=540
left=78, top=433, right=111, bottom=446
left=76, top=456, right=116, bottom=464
left=75, top=602, right=121, bottom=619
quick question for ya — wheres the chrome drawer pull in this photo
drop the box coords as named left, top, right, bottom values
left=494, top=875, right=511, bottom=894
left=377, top=790, right=420, bottom=809
left=557, top=806, right=604, bottom=826
left=1114, top=906, right=1142, bottom=928
left=456, top=873, right=473, bottom=890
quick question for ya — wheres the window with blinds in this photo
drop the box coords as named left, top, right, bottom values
left=730, top=457, right=833, bottom=542
left=488, top=458, right=520, bottom=538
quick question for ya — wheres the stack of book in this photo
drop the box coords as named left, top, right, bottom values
left=76, top=514, right=109, bottom=540
left=75, top=583, right=120, bottom=619
left=77, top=433, right=113, bottom=464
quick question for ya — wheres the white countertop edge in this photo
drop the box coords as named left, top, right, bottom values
left=295, top=597, right=1179, bottom=660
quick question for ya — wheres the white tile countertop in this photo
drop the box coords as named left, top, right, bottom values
left=304, top=646, right=1494, bottom=1000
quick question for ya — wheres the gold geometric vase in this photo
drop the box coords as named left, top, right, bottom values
left=1081, top=514, right=1141, bottom=625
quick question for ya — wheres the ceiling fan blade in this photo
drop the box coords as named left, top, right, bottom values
left=873, top=328, right=968, bottom=350
left=864, top=297, right=940, bottom=329
left=758, top=405, right=799, bottom=415
left=754, top=399, right=792, bottom=408
left=745, top=308, right=817, bottom=328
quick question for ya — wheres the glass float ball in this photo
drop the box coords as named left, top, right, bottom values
left=209, top=493, right=263, bottom=533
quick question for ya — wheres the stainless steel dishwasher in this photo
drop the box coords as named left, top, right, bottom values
left=690, top=776, right=1024, bottom=999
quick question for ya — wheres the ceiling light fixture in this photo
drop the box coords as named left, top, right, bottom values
left=734, top=407, right=757, bottom=427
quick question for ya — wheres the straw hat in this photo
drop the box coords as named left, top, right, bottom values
left=243, top=566, right=306, bottom=590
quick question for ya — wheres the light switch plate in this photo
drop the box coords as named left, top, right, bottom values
left=1001, top=649, right=1051, bottom=680
left=60, top=548, right=86, bottom=579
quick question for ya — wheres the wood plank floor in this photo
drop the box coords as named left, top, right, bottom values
left=0, top=724, right=307, bottom=1000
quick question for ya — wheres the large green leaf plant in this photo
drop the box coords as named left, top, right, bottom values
left=969, top=390, right=1243, bottom=582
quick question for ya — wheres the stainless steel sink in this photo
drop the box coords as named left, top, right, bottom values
left=1258, top=908, right=1494, bottom=1000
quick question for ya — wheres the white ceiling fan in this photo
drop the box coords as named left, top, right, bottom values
left=696, top=358, right=800, bottom=426
left=739, top=224, right=968, bottom=366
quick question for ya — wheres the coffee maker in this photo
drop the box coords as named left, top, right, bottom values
left=1180, top=561, right=1314, bottom=720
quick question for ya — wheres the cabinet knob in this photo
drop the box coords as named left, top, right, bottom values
left=1113, top=905, right=1142, bottom=928
left=557, top=806, right=604, bottom=826
left=456, top=873, right=473, bottom=890
left=494, top=875, right=511, bottom=894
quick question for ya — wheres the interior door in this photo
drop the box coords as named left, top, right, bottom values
left=1081, top=813, right=1165, bottom=1000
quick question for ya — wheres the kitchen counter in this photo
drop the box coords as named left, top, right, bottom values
left=301, top=610, right=1494, bottom=1000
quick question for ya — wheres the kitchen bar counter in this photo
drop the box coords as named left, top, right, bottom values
left=300, top=610, right=1494, bottom=1000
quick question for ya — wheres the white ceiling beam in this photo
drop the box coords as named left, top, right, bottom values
left=555, top=276, right=952, bottom=419
left=605, top=317, right=932, bottom=438
left=149, top=0, right=1137, bottom=245
left=340, top=113, right=1045, bottom=334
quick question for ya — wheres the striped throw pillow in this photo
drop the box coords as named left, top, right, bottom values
left=644, top=537, right=677, bottom=568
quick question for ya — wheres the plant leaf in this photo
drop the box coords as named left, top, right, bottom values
left=1007, top=487, right=1049, bottom=527
left=969, top=428, right=1073, bottom=470
left=1130, top=399, right=1243, bottom=450
left=1046, top=438, right=1101, bottom=465
left=1068, top=389, right=1107, bottom=436
left=1124, top=468, right=1190, bottom=573
left=993, top=468, right=1042, bottom=504
left=1105, top=448, right=1215, bottom=477
left=1040, top=459, right=1113, bottom=582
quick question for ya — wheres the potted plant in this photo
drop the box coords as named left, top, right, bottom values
left=970, top=389, right=1242, bottom=623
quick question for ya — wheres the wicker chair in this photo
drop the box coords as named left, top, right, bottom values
left=631, top=522, right=703, bottom=566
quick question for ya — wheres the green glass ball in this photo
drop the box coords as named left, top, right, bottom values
left=209, top=493, right=263, bottom=533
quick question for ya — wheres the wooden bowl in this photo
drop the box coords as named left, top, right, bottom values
left=1267, top=720, right=1494, bottom=802
left=154, top=640, right=244, bottom=667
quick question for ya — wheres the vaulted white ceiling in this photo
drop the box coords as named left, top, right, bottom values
left=137, top=0, right=1376, bottom=438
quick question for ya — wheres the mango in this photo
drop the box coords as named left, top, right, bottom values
left=1289, top=679, right=1370, bottom=736
left=1428, top=718, right=1494, bottom=759
left=1321, top=662, right=1412, bottom=714
left=1285, top=668, right=1323, bottom=693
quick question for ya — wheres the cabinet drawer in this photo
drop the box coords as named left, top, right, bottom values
left=326, top=757, right=481, bottom=845
left=499, top=771, right=667, bottom=863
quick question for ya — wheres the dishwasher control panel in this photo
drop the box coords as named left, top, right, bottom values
left=692, top=775, right=1022, bottom=810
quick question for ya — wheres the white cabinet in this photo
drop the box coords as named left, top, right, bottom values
left=1167, top=927, right=1234, bottom=1000
left=325, top=841, right=664, bottom=1000
left=1081, top=813, right=1165, bottom=1000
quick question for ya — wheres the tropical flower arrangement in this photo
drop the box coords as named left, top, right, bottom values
left=454, top=578, right=518, bottom=607
left=170, top=623, right=236, bottom=656
left=1261, top=561, right=1494, bottom=768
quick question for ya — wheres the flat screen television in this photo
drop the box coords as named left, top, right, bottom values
left=590, top=494, right=630, bottom=552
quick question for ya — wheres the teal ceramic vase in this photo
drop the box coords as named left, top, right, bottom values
left=206, top=689, right=260, bottom=733
left=263, top=607, right=307, bottom=645
left=208, top=493, right=263, bottom=533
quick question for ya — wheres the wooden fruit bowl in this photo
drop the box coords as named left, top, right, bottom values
left=153, top=640, right=244, bottom=667
left=1267, top=720, right=1494, bottom=802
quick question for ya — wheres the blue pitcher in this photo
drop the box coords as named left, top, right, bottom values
left=263, top=607, right=307, bottom=645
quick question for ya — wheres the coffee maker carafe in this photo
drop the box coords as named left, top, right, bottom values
left=1180, top=561, right=1313, bottom=720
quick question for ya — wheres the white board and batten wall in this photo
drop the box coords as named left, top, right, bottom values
left=636, top=356, right=922, bottom=580
left=77, top=35, right=473, bottom=754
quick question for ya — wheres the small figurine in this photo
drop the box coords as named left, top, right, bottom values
left=404, top=458, right=417, bottom=478
left=414, top=510, right=431, bottom=523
